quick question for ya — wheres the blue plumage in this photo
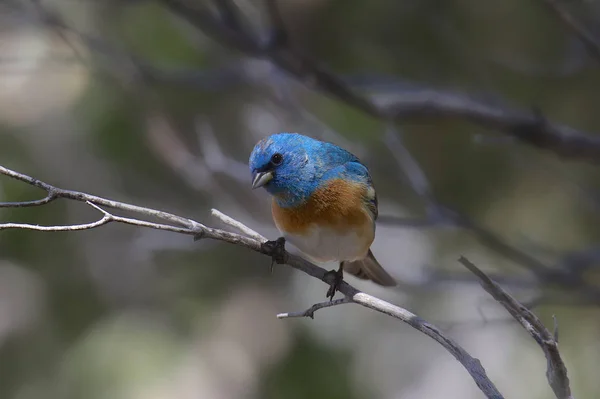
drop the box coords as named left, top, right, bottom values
left=249, top=133, right=368, bottom=208
left=248, top=132, right=396, bottom=291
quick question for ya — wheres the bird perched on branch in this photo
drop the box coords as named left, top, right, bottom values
left=249, top=132, right=396, bottom=299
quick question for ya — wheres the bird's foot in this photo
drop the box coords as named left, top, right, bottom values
left=325, top=268, right=344, bottom=301
left=261, top=237, right=287, bottom=273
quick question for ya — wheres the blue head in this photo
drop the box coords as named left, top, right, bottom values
left=249, top=133, right=359, bottom=207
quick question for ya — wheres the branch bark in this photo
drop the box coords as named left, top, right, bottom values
left=459, top=257, right=574, bottom=399
left=156, top=0, right=600, bottom=163
left=541, top=0, right=600, bottom=64
left=0, top=164, right=504, bottom=399
left=276, top=297, right=352, bottom=319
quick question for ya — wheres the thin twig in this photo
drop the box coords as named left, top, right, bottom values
left=277, top=297, right=352, bottom=319
left=0, top=192, right=57, bottom=208
left=383, top=205, right=600, bottom=305
left=384, top=125, right=437, bottom=217
left=214, top=0, right=245, bottom=32
left=211, top=209, right=267, bottom=242
left=459, top=256, right=573, bottom=399
left=542, top=0, right=600, bottom=64
left=264, top=0, right=288, bottom=48
left=0, top=165, right=206, bottom=231
left=0, top=217, right=112, bottom=232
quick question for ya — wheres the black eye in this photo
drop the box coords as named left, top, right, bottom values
left=270, top=153, right=283, bottom=166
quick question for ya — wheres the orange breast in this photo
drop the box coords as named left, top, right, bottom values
left=272, top=179, right=374, bottom=236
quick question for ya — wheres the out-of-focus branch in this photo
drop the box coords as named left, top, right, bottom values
left=384, top=125, right=437, bottom=216
left=542, top=0, right=600, bottom=64
left=0, top=203, right=112, bottom=231
left=158, top=0, right=600, bottom=163
left=264, top=0, right=289, bottom=48
left=23, top=0, right=600, bottom=162
left=459, top=257, right=574, bottom=399
left=0, top=164, right=504, bottom=399
left=214, top=0, right=245, bottom=33
left=383, top=204, right=600, bottom=304
left=379, top=124, right=600, bottom=302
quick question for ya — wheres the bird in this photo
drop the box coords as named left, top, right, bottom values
left=248, top=132, right=396, bottom=299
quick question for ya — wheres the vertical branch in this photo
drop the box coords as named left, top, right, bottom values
left=459, top=257, right=573, bottom=399
left=541, top=0, right=600, bottom=63
left=264, top=0, right=289, bottom=48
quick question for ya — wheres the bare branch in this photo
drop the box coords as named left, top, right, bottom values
left=384, top=125, right=437, bottom=216
left=0, top=216, right=112, bottom=232
left=0, top=166, right=205, bottom=231
left=211, top=208, right=267, bottom=241
left=348, top=292, right=505, bottom=398
left=90, top=202, right=199, bottom=235
left=382, top=204, right=600, bottom=306
left=214, top=0, right=245, bottom=32
left=0, top=192, right=57, bottom=208
left=542, top=0, right=600, bottom=64
left=0, top=163, right=504, bottom=399
left=0, top=166, right=58, bottom=207
left=459, top=257, right=573, bottom=399
left=161, top=0, right=262, bottom=54
left=380, top=205, right=557, bottom=278
left=24, top=0, right=600, bottom=163
left=158, top=0, right=600, bottom=163
left=264, top=0, right=288, bottom=48
left=277, top=297, right=352, bottom=319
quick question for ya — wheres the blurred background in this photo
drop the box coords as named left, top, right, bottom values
left=0, top=0, right=598, bottom=398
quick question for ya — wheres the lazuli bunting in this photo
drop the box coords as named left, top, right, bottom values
left=249, top=132, right=396, bottom=299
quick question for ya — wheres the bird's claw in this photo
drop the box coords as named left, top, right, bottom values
left=325, top=268, right=344, bottom=301
left=261, top=237, right=287, bottom=273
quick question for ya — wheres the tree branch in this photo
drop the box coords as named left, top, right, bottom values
left=158, top=0, right=600, bottom=163
left=211, top=208, right=267, bottom=241
left=459, top=257, right=574, bottom=399
left=264, top=0, right=289, bottom=48
left=26, top=0, right=600, bottom=162
left=0, top=166, right=206, bottom=231
left=541, top=0, right=600, bottom=64
left=381, top=204, right=600, bottom=306
left=277, top=297, right=352, bottom=319
left=0, top=164, right=504, bottom=399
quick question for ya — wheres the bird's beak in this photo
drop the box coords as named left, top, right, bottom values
left=251, top=171, right=274, bottom=189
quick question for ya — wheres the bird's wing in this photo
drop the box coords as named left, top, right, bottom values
left=323, top=161, right=378, bottom=221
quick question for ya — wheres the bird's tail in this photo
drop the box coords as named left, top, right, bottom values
left=342, top=249, right=396, bottom=287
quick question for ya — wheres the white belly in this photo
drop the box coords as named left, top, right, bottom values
left=282, top=225, right=372, bottom=263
